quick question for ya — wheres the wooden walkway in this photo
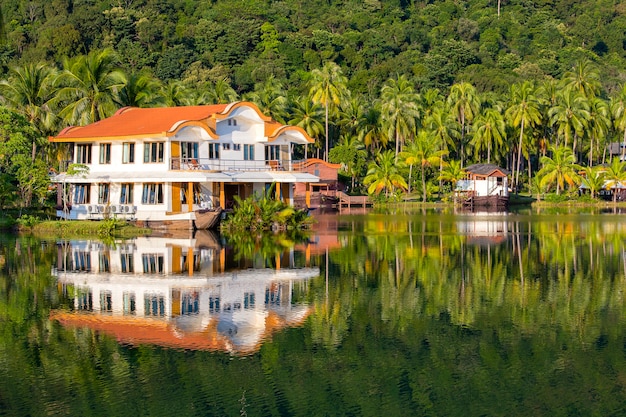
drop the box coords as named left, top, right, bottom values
left=336, top=191, right=372, bottom=209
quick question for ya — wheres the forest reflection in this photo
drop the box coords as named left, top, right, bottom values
left=312, top=211, right=626, bottom=349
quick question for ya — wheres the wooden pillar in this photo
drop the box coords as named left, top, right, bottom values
left=187, top=182, right=194, bottom=212
left=305, top=183, right=311, bottom=208
left=219, top=182, right=225, bottom=209
left=187, top=247, right=194, bottom=276
left=275, top=253, right=281, bottom=270
left=275, top=182, right=281, bottom=201
left=219, top=248, right=225, bottom=272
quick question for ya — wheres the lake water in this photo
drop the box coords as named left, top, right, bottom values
left=2, top=208, right=626, bottom=416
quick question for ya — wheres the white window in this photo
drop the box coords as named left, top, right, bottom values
left=142, top=254, right=164, bottom=274
left=233, top=144, right=241, bottom=151
left=181, top=142, right=199, bottom=159
left=97, top=183, right=109, bottom=204
left=123, top=291, right=136, bottom=315
left=74, top=184, right=91, bottom=204
left=244, top=144, right=255, bottom=161
left=121, top=253, right=134, bottom=273
left=265, top=145, right=280, bottom=160
left=122, top=142, right=135, bottom=163
left=143, top=142, right=164, bottom=163
left=222, top=144, right=231, bottom=151
left=100, top=290, right=112, bottom=312
left=228, top=119, right=237, bottom=126
left=76, top=144, right=92, bottom=164
left=99, top=143, right=111, bottom=164
left=209, top=143, right=220, bottom=159
left=144, top=293, right=165, bottom=316
left=120, top=183, right=133, bottom=204
left=142, top=183, right=164, bottom=204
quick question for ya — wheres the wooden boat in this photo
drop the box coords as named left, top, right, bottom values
left=194, top=208, right=222, bottom=229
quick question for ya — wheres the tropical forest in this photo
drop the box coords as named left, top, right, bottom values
left=1, top=0, right=626, bottom=210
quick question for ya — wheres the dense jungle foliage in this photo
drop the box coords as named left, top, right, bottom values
left=2, top=0, right=626, bottom=208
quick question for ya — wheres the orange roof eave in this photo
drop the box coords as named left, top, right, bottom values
left=266, top=124, right=315, bottom=144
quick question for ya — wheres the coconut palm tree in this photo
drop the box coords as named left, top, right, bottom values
left=438, top=159, right=465, bottom=202
left=115, top=71, right=163, bottom=108
left=244, top=75, right=288, bottom=123
left=0, top=62, right=59, bottom=161
left=562, top=60, right=601, bottom=100
left=580, top=166, right=605, bottom=199
left=548, top=87, right=590, bottom=153
left=603, top=157, right=626, bottom=204
left=400, top=131, right=448, bottom=202
left=328, top=134, right=367, bottom=191
left=288, top=99, right=324, bottom=159
left=471, top=108, right=507, bottom=164
left=161, top=80, right=193, bottom=107
left=610, top=84, right=626, bottom=160
left=585, top=97, right=610, bottom=166
left=356, top=105, right=388, bottom=152
left=537, top=145, right=581, bottom=195
left=205, top=77, right=239, bottom=104
left=309, top=61, right=349, bottom=161
left=380, top=75, right=420, bottom=157
left=363, top=150, right=408, bottom=198
left=54, top=48, right=126, bottom=126
left=506, top=81, right=542, bottom=192
left=447, top=82, right=479, bottom=167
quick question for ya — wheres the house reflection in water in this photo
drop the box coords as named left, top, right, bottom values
left=455, top=212, right=509, bottom=246
left=50, top=232, right=321, bottom=354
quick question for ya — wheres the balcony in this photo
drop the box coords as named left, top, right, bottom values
left=170, top=158, right=307, bottom=172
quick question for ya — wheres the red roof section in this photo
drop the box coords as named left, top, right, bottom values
left=50, top=104, right=229, bottom=141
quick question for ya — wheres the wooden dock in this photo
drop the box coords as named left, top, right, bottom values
left=336, top=191, right=372, bottom=210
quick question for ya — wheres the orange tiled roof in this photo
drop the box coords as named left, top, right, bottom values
left=50, top=105, right=229, bottom=142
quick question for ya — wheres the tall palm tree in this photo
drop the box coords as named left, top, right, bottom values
left=380, top=75, right=420, bottom=157
left=610, top=84, right=626, bottom=160
left=356, top=104, right=388, bottom=152
left=471, top=108, right=507, bottom=164
left=439, top=159, right=465, bottom=200
left=115, top=71, right=163, bottom=108
left=400, top=131, right=448, bottom=202
left=54, top=48, right=126, bottom=126
left=548, top=87, right=590, bottom=153
left=161, top=80, right=193, bottom=107
left=506, top=81, right=542, bottom=192
left=244, top=75, right=288, bottom=122
left=205, top=78, right=239, bottom=104
left=580, top=166, right=605, bottom=199
left=0, top=63, right=59, bottom=160
left=447, top=82, right=479, bottom=167
left=288, top=99, right=324, bottom=158
left=585, top=97, right=610, bottom=166
left=562, top=60, right=601, bottom=100
left=363, top=150, right=408, bottom=198
left=537, top=145, right=581, bottom=195
left=309, top=61, right=349, bottom=161
left=603, top=157, right=626, bottom=204
left=328, top=134, right=367, bottom=190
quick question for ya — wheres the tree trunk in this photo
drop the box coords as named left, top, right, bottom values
left=515, top=120, right=525, bottom=193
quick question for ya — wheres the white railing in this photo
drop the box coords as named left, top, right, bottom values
left=86, top=204, right=136, bottom=215
left=170, top=158, right=307, bottom=172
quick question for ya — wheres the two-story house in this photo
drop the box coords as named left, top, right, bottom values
left=49, top=102, right=319, bottom=230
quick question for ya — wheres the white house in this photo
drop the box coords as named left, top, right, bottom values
left=49, top=102, right=320, bottom=230
left=456, top=164, right=510, bottom=209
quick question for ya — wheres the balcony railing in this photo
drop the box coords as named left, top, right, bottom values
left=170, top=158, right=307, bottom=172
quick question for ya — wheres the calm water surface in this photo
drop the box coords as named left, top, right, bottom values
left=2, top=209, right=626, bottom=416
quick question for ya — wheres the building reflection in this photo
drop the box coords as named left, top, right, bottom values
left=50, top=231, right=321, bottom=354
left=455, top=212, right=509, bottom=246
